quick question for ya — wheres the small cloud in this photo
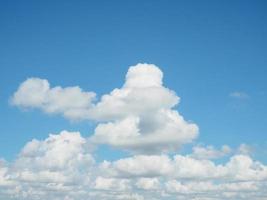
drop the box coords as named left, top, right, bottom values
left=237, top=143, right=253, bottom=155
left=190, top=144, right=232, bottom=160
left=229, top=91, right=249, bottom=99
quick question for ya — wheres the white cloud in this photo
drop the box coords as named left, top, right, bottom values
left=229, top=91, right=249, bottom=99
left=135, top=178, right=160, bottom=190
left=11, top=78, right=96, bottom=120
left=5, top=131, right=95, bottom=200
left=190, top=145, right=232, bottom=160
left=12, top=64, right=198, bottom=153
left=89, top=64, right=198, bottom=153
left=237, top=143, right=253, bottom=155
left=1, top=131, right=267, bottom=200
left=0, top=160, right=14, bottom=187
left=111, top=155, right=173, bottom=177
left=224, top=154, right=267, bottom=181
left=88, top=64, right=179, bottom=121
left=94, top=177, right=130, bottom=191
left=98, top=153, right=267, bottom=181
left=15, top=130, right=94, bottom=172
left=165, top=180, right=260, bottom=196
left=91, top=109, right=198, bottom=153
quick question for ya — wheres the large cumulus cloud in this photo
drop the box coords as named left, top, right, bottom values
left=11, top=63, right=198, bottom=154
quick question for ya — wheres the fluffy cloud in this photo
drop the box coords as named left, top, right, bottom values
left=88, top=64, right=179, bottom=120
left=3, top=131, right=95, bottom=200
left=89, top=64, right=198, bottom=153
left=1, top=131, right=267, bottom=200
left=110, top=155, right=173, bottom=178
left=15, top=130, right=94, bottom=171
left=11, top=78, right=96, bottom=120
left=190, top=145, right=232, bottom=160
left=101, top=154, right=267, bottom=181
left=12, top=64, right=198, bottom=153
left=91, top=109, right=198, bottom=153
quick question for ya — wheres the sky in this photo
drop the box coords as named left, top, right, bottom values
left=0, top=0, right=267, bottom=200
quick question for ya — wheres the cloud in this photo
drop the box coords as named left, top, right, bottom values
left=237, top=143, right=253, bottom=155
left=16, top=130, right=94, bottom=171
left=89, top=64, right=198, bottom=153
left=229, top=91, right=249, bottom=99
left=11, top=78, right=96, bottom=120
left=88, top=64, right=179, bottom=120
left=110, top=155, right=173, bottom=178
left=165, top=180, right=261, bottom=197
left=11, top=130, right=94, bottom=191
left=93, top=177, right=131, bottom=191
left=135, top=178, right=160, bottom=190
left=190, top=145, right=232, bottom=160
left=11, top=64, right=198, bottom=154
left=0, top=130, right=267, bottom=200
left=100, top=153, right=267, bottom=181
left=91, top=109, right=198, bottom=153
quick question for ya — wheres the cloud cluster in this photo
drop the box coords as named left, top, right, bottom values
left=5, top=63, right=267, bottom=200
left=11, top=64, right=198, bottom=153
left=1, top=131, right=267, bottom=200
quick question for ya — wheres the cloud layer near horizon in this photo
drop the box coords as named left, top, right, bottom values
left=1, top=130, right=267, bottom=200
left=4, top=63, right=267, bottom=200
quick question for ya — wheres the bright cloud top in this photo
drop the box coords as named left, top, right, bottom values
left=11, top=63, right=198, bottom=153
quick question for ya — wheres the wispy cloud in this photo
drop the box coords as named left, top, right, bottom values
left=229, top=91, right=249, bottom=99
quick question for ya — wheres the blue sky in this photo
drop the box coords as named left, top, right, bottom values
left=0, top=1, right=267, bottom=199
left=1, top=0, right=266, bottom=161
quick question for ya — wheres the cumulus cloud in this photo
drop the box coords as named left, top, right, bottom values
left=11, top=64, right=198, bottom=153
left=1, top=132, right=267, bottom=200
left=16, top=130, right=94, bottom=171
left=101, top=154, right=267, bottom=181
left=0, top=131, right=90, bottom=199
left=89, top=64, right=198, bottom=153
left=0, top=131, right=151, bottom=200
left=88, top=64, right=179, bottom=120
left=11, top=78, right=96, bottom=120
left=7, top=131, right=96, bottom=200
left=190, top=145, right=232, bottom=160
